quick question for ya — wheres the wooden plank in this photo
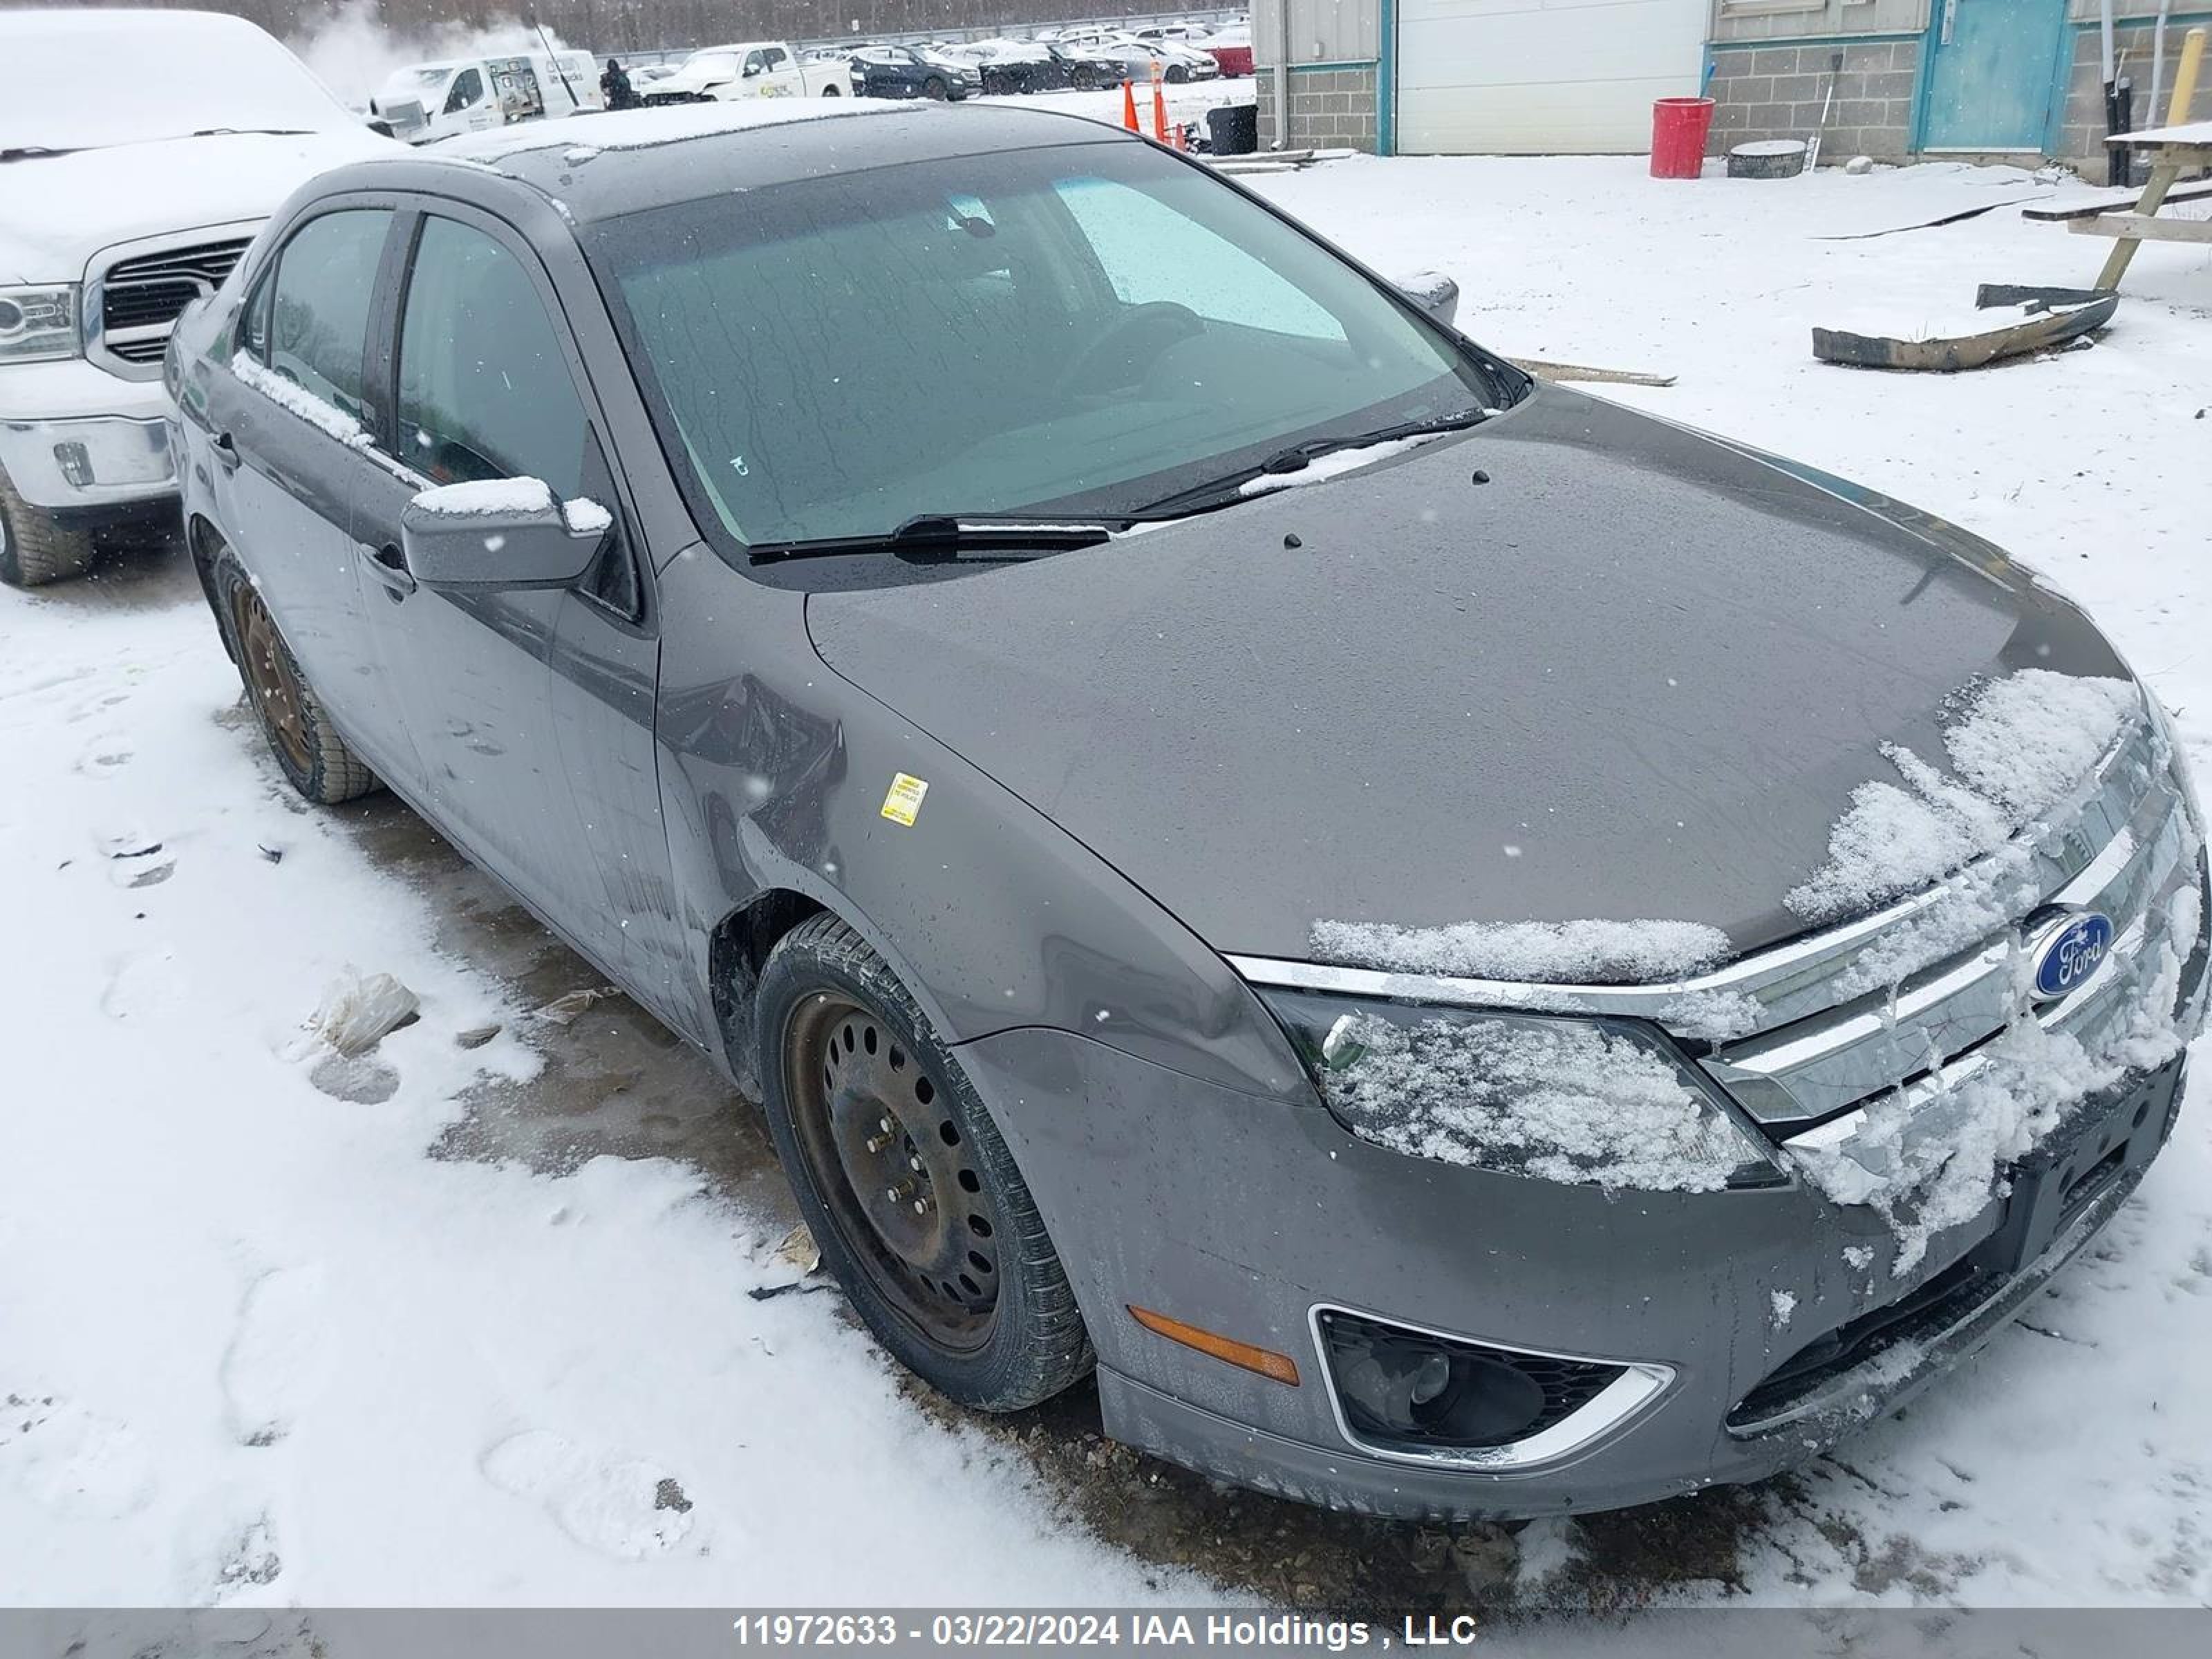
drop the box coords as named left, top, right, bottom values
left=2070, top=212, right=2212, bottom=243
left=1508, top=357, right=1678, bottom=388
left=2021, top=179, right=2212, bottom=221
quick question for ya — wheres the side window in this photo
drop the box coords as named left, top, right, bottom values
left=742, top=50, right=766, bottom=76
left=764, top=46, right=790, bottom=70
left=1053, top=177, right=1346, bottom=342
left=445, top=68, right=482, bottom=113
left=396, top=216, right=635, bottom=615
left=266, top=209, right=393, bottom=426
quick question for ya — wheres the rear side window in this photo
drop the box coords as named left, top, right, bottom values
left=397, top=215, right=635, bottom=614
left=266, top=209, right=393, bottom=427
left=764, top=47, right=790, bottom=69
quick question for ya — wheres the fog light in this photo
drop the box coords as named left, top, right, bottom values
left=1317, top=1307, right=1638, bottom=1456
left=53, top=440, right=93, bottom=488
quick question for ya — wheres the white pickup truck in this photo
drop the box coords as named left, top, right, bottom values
left=0, top=8, right=392, bottom=587
left=369, top=50, right=603, bottom=147
left=646, top=41, right=853, bottom=104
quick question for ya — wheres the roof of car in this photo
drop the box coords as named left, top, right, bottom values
left=412, top=100, right=1134, bottom=223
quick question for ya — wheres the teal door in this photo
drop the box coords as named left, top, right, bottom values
left=1920, top=0, right=2068, bottom=151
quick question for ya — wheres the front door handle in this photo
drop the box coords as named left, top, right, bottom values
left=212, top=430, right=242, bottom=471
left=360, top=541, right=416, bottom=598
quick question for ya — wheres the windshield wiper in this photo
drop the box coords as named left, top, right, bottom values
left=1130, top=407, right=1493, bottom=521
left=749, top=513, right=1121, bottom=565
left=190, top=127, right=319, bottom=138
left=1, top=145, right=75, bottom=162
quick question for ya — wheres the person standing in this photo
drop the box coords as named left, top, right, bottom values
left=601, top=57, right=637, bottom=111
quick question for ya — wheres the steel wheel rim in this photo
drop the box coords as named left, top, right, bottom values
left=786, top=992, right=1002, bottom=1352
left=232, top=584, right=312, bottom=774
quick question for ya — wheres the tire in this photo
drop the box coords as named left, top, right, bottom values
left=755, top=914, right=1094, bottom=1412
left=208, top=545, right=378, bottom=805
left=821, top=84, right=841, bottom=97
left=921, top=76, right=950, bottom=101
left=0, top=463, right=96, bottom=589
left=1166, top=64, right=1189, bottom=84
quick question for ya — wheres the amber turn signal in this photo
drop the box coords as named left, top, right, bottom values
left=1127, top=1304, right=1300, bottom=1387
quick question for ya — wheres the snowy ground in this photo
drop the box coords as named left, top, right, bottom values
left=3, top=151, right=2211, bottom=1612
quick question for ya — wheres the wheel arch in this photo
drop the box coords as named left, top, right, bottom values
left=706, top=885, right=830, bottom=1094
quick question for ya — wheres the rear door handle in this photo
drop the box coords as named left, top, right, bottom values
left=212, top=430, right=241, bottom=470
left=360, top=541, right=416, bottom=597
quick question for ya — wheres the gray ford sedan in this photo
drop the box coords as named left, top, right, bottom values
left=167, top=101, right=2207, bottom=1519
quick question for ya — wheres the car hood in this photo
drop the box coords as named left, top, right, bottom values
left=1, top=129, right=393, bottom=282
left=804, top=387, right=2129, bottom=968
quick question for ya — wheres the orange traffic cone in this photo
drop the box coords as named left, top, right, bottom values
left=1151, top=66, right=1168, bottom=142
left=1121, top=80, right=1139, bottom=132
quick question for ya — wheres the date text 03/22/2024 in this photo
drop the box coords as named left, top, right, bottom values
left=727, top=1613, right=1487, bottom=1649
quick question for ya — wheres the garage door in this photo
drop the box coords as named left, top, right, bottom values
left=1397, top=0, right=1707, bottom=155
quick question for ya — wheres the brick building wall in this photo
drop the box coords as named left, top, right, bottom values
left=2056, top=19, right=2212, bottom=182
left=1256, top=66, right=1381, bottom=153
left=1705, top=38, right=1922, bottom=165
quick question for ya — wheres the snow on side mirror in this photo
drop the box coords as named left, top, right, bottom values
left=1394, top=271, right=1460, bottom=330
left=400, top=479, right=609, bottom=592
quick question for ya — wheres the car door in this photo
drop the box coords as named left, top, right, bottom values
left=203, top=205, right=413, bottom=780
left=347, top=205, right=679, bottom=1004
left=758, top=44, right=803, bottom=97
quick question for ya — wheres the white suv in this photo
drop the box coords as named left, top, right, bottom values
left=0, top=8, right=391, bottom=586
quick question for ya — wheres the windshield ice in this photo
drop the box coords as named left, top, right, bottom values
left=589, top=140, right=1496, bottom=550
left=1, top=12, right=357, bottom=153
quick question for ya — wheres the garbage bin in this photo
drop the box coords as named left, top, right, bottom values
left=1649, top=96, right=1716, bottom=179
left=1207, top=102, right=1258, bottom=157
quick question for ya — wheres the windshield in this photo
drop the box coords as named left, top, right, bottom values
left=587, top=141, right=1501, bottom=551
left=682, top=53, right=741, bottom=79
left=1, top=13, right=356, bottom=153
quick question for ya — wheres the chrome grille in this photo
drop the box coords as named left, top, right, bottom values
left=93, top=234, right=252, bottom=373
left=1703, top=718, right=2191, bottom=1134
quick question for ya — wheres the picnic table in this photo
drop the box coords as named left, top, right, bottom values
left=2075, top=118, right=2212, bottom=290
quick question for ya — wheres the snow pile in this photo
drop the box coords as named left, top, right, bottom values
left=1311, top=915, right=1734, bottom=985
left=232, top=355, right=371, bottom=450
left=1322, top=1013, right=1750, bottom=1192
left=1788, top=670, right=2141, bottom=926
left=410, top=478, right=556, bottom=518
left=561, top=498, right=613, bottom=536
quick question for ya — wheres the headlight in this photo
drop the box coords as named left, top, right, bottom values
left=1255, top=987, right=1783, bottom=1192
left=0, top=284, right=82, bottom=364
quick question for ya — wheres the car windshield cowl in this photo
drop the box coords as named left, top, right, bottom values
left=1128, top=407, right=1495, bottom=521
left=747, top=514, right=1124, bottom=565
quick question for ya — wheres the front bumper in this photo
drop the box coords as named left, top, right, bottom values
left=0, top=359, right=176, bottom=514
left=960, top=1017, right=2192, bottom=1521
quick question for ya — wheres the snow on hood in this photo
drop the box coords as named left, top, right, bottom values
left=3, top=129, right=393, bottom=283
left=0, top=9, right=365, bottom=155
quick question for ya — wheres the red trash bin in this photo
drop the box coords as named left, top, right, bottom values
left=1649, top=96, right=1716, bottom=179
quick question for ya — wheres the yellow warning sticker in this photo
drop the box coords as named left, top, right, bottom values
left=880, top=772, right=929, bottom=826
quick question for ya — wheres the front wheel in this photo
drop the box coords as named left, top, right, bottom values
left=0, top=464, right=95, bottom=588
left=821, top=84, right=841, bottom=96
left=754, top=915, right=1094, bottom=1411
left=921, top=76, right=949, bottom=101
left=1166, top=64, right=1189, bottom=84
left=210, top=547, right=377, bottom=804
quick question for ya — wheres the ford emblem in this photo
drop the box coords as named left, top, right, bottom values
left=2028, top=911, right=2114, bottom=1003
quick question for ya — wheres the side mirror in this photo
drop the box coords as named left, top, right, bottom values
left=400, top=479, right=608, bottom=591
left=742, top=60, right=763, bottom=77
left=1394, top=270, right=1460, bottom=330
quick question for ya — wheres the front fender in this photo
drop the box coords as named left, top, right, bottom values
left=655, top=551, right=1306, bottom=1106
